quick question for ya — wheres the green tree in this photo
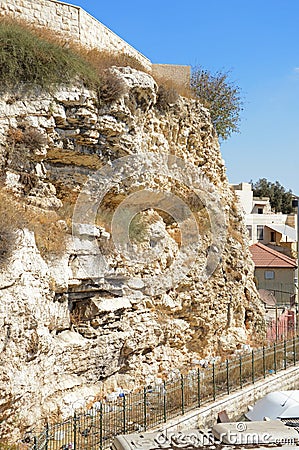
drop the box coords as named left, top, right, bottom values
left=190, top=67, right=243, bottom=140
left=252, top=178, right=294, bottom=214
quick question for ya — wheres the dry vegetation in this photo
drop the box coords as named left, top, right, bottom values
left=0, top=189, right=69, bottom=264
left=0, top=18, right=141, bottom=103
left=154, top=76, right=192, bottom=110
left=6, top=126, right=47, bottom=151
left=32, top=211, right=68, bottom=258
left=0, top=191, right=24, bottom=265
left=98, top=69, right=127, bottom=103
left=154, top=75, right=192, bottom=99
left=0, top=17, right=192, bottom=106
left=76, top=46, right=148, bottom=73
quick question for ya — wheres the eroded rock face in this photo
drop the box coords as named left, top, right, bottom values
left=0, top=68, right=265, bottom=440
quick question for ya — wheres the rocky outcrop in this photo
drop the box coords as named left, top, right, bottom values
left=0, top=68, right=265, bottom=441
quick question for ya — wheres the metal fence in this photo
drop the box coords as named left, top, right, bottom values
left=18, top=336, right=299, bottom=450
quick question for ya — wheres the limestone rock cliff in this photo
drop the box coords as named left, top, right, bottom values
left=0, top=68, right=265, bottom=440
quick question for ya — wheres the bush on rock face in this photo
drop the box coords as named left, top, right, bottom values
left=191, top=67, right=243, bottom=140
left=7, top=127, right=47, bottom=151
left=98, top=70, right=127, bottom=104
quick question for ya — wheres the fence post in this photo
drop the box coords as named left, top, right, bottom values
left=226, top=359, right=230, bottom=395
left=274, top=342, right=277, bottom=374
left=239, top=355, right=242, bottom=389
left=251, top=350, right=255, bottom=384
left=212, top=363, right=216, bottom=401
left=263, top=346, right=266, bottom=378
left=197, top=368, right=201, bottom=407
left=284, top=340, right=287, bottom=370
left=275, top=304, right=278, bottom=342
left=122, top=395, right=126, bottom=433
left=73, top=413, right=77, bottom=450
left=181, top=374, right=185, bottom=415
left=163, top=380, right=167, bottom=423
left=143, top=387, right=147, bottom=431
left=99, top=402, right=103, bottom=450
left=45, top=422, right=49, bottom=450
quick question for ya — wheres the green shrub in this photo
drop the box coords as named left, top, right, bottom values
left=191, top=66, right=243, bottom=140
left=0, top=19, right=100, bottom=93
left=0, top=18, right=150, bottom=101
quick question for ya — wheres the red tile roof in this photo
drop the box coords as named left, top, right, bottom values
left=249, top=243, right=297, bottom=268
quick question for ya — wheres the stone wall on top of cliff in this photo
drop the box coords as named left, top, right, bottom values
left=0, top=67, right=265, bottom=441
left=0, top=0, right=151, bottom=70
left=0, top=0, right=192, bottom=85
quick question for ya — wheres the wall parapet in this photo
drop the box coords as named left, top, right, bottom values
left=152, top=64, right=191, bottom=87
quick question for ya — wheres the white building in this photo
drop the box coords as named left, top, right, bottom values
left=232, top=183, right=296, bottom=257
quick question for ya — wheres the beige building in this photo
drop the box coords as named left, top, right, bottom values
left=250, top=242, right=297, bottom=306
left=233, top=182, right=297, bottom=258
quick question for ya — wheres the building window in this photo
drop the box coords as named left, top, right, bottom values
left=270, top=231, right=275, bottom=242
left=258, top=207, right=263, bottom=214
left=264, top=270, right=275, bottom=280
left=257, top=225, right=264, bottom=241
left=246, top=225, right=252, bottom=239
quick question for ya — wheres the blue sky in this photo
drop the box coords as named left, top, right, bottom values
left=69, top=0, right=299, bottom=194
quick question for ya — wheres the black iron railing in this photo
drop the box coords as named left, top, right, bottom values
left=14, top=336, right=299, bottom=450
